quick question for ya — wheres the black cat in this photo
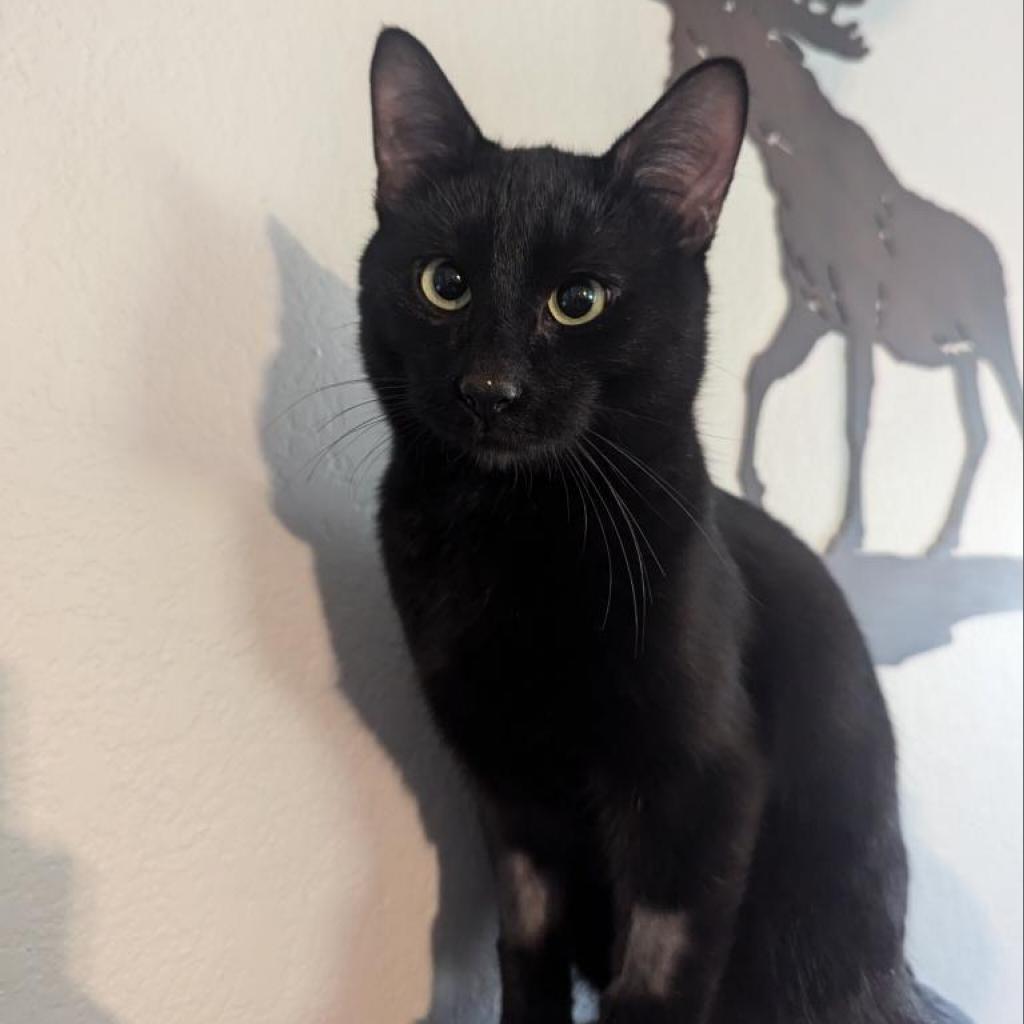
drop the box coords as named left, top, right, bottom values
left=356, top=27, right=967, bottom=1024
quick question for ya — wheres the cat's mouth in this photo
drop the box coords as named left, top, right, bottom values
left=469, top=433, right=552, bottom=470
left=408, top=388, right=589, bottom=471
left=413, top=407, right=551, bottom=468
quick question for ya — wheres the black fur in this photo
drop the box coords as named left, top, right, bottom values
left=356, top=27, right=967, bottom=1024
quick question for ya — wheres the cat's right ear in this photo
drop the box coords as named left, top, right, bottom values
left=370, top=28, right=482, bottom=207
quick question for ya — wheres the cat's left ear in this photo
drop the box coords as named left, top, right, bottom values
left=608, top=58, right=748, bottom=249
left=370, top=28, right=483, bottom=207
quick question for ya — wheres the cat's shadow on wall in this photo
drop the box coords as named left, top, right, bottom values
left=261, top=221, right=500, bottom=1024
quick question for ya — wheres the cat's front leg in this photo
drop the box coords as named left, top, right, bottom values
left=480, top=800, right=575, bottom=1024
left=598, top=755, right=763, bottom=1024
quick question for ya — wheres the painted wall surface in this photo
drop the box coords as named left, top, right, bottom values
left=1, top=2, right=1020, bottom=1023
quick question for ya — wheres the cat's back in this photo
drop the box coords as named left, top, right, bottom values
left=712, top=490, right=913, bottom=1019
left=715, top=488, right=874, bottom=679
left=712, top=488, right=895, bottom=786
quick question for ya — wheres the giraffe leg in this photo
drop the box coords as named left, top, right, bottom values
left=738, top=301, right=823, bottom=505
left=927, top=358, right=987, bottom=556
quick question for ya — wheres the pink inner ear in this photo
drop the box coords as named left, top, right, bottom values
left=669, top=134, right=740, bottom=237
left=611, top=61, right=747, bottom=245
left=373, top=78, right=430, bottom=193
left=370, top=32, right=480, bottom=204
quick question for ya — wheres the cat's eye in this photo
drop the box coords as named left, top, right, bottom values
left=547, top=277, right=607, bottom=326
left=420, top=258, right=471, bottom=311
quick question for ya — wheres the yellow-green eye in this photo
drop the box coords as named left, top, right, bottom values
left=420, top=258, right=471, bottom=311
left=548, top=277, right=607, bottom=326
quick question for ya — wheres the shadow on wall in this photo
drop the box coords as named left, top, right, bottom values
left=0, top=675, right=122, bottom=1024
left=828, top=550, right=1024, bottom=666
left=117, top=158, right=498, bottom=1023
left=658, top=0, right=1023, bottom=659
left=260, top=221, right=500, bottom=1024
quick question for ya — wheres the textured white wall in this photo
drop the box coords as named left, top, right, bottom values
left=1, top=2, right=1019, bottom=1024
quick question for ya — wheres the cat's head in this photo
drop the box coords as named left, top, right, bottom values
left=359, top=28, right=746, bottom=470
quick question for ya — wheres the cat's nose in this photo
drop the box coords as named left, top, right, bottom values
left=458, top=374, right=521, bottom=421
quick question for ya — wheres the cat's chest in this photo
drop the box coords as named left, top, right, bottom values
left=378, top=483, right=588, bottom=674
